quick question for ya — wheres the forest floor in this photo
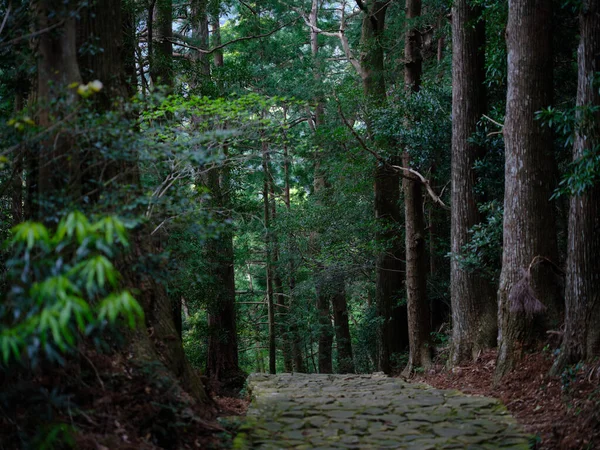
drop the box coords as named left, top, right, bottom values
left=0, top=348, right=249, bottom=450
left=3, top=347, right=599, bottom=449
left=414, top=349, right=600, bottom=450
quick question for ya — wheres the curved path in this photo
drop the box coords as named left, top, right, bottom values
left=235, top=373, right=530, bottom=449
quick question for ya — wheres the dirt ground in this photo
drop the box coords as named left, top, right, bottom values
left=0, top=348, right=249, bottom=450
left=413, top=350, right=600, bottom=450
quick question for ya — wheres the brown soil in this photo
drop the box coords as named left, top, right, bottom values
left=0, top=348, right=249, bottom=450
left=413, top=350, right=600, bottom=450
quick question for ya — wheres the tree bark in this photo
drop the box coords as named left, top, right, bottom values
left=191, top=0, right=210, bottom=81
left=332, top=276, right=355, bottom=373
left=150, top=0, right=173, bottom=86
left=36, top=0, right=82, bottom=215
left=551, top=0, right=600, bottom=373
left=268, top=158, right=290, bottom=372
left=262, top=138, right=277, bottom=374
left=283, top=137, right=305, bottom=373
left=204, top=166, right=243, bottom=387
left=11, top=93, right=24, bottom=226
left=402, top=0, right=431, bottom=373
left=450, top=0, right=497, bottom=365
left=496, top=0, right=560, bottom=381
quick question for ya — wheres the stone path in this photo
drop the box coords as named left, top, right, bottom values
left=235, top=373, right=531, bottom=449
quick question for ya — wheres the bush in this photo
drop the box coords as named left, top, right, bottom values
left=0, top=211, right=143, bottom=367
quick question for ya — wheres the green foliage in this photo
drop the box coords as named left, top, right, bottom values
left=0, top=212, right=143, bottom=367
left=373, top=85, right=452, bottom=170
left=560, top=362, right=584, bottom=394
left=537, top=100, right=600, bottom=197
left=451, top=200, right=504, bottom=281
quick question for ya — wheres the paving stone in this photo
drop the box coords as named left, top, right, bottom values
left=239, top=373, right=531, bottom=448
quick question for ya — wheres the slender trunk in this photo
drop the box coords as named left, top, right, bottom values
left=332, top=279, right=354, bottom=373
left=496, top=0, right=560, bottom=381
left=315, top=277, right=333, bottom=374
left=450, top=0, right=497, bottom=365
left=551, top=0, right=600, bottom=373
left=309, top=0, right=333, bottom=374
left=402, top=0, right=431, bottom=373
left=194, top=5, right=243, bottom=388
left=123, top=2, right=137, bottom=96
left=11, top=93, right=24, bottom=225
left=283, top=135, right=305, bottom=372
left=403, top=154, right=431, bottom=372
left=269, top=167, right=290, bottom=372
left=262, top=138, right=276, bottom=375
left=436, top=15, right=445, bottom=64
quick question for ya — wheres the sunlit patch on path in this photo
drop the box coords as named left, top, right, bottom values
left=235, top=373, right=530, bottom=449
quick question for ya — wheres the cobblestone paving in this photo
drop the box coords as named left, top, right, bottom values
left=235, top=373, right=531, bottom=449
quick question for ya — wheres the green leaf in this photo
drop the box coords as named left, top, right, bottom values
left=11, top=222, right=50, bottom=250
left=97, top=291, right=143, bottom=328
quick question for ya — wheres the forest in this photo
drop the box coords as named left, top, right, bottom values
left=0, top=0, right=599, bottom=448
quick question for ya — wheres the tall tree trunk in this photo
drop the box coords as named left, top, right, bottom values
left=204, top=165, right=243, bottom=387
left=36, top=0, right=82, bottom=216
left=202, top=7, right=243, bottom=387
left=450, top=0, right=497, bottom=365
left=150, top=0, right=173, bottom=86
left=402, top=0, right=431, bottom=373
left=268, top=160, right=290, bottom=372
left=332, top=277, right=354, bottom=373
left=211, top=7, right=224, bottom=68
left=283, top=135, right=305, bottom=372
left=360, top=0, right=408, bottom=374
left=123, top=2, right=137, bottom=96
left=191, top=0, right=210, bottom=83
left=262, top=138, right=277, bottom=374
left=11, top=93, right=24, bottom=226
left=309, top=0, right=334, bottom=374
left=496, top=0, right=560, bottom=381
left=551, top=0, right=600, bottom=373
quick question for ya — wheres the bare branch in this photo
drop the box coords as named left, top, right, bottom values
left=0, top=4, right=86, bottom=48
left=482, top=114, right=504, bottom=128
left=169, top=18, right=298, bottom=55
left=0, top=2, right=11, bottom=37
left=238, top=0, right=257, bottom=15
left=292, top=1, right=365, bottom=77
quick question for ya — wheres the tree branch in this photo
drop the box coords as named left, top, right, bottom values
left=336, top=98, right=450, bottom=210
left=0, top=2, right=11, bottom=37
left=169, top=18, right=298, bottom=55
left=0, top=4, right=86, bottom=48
